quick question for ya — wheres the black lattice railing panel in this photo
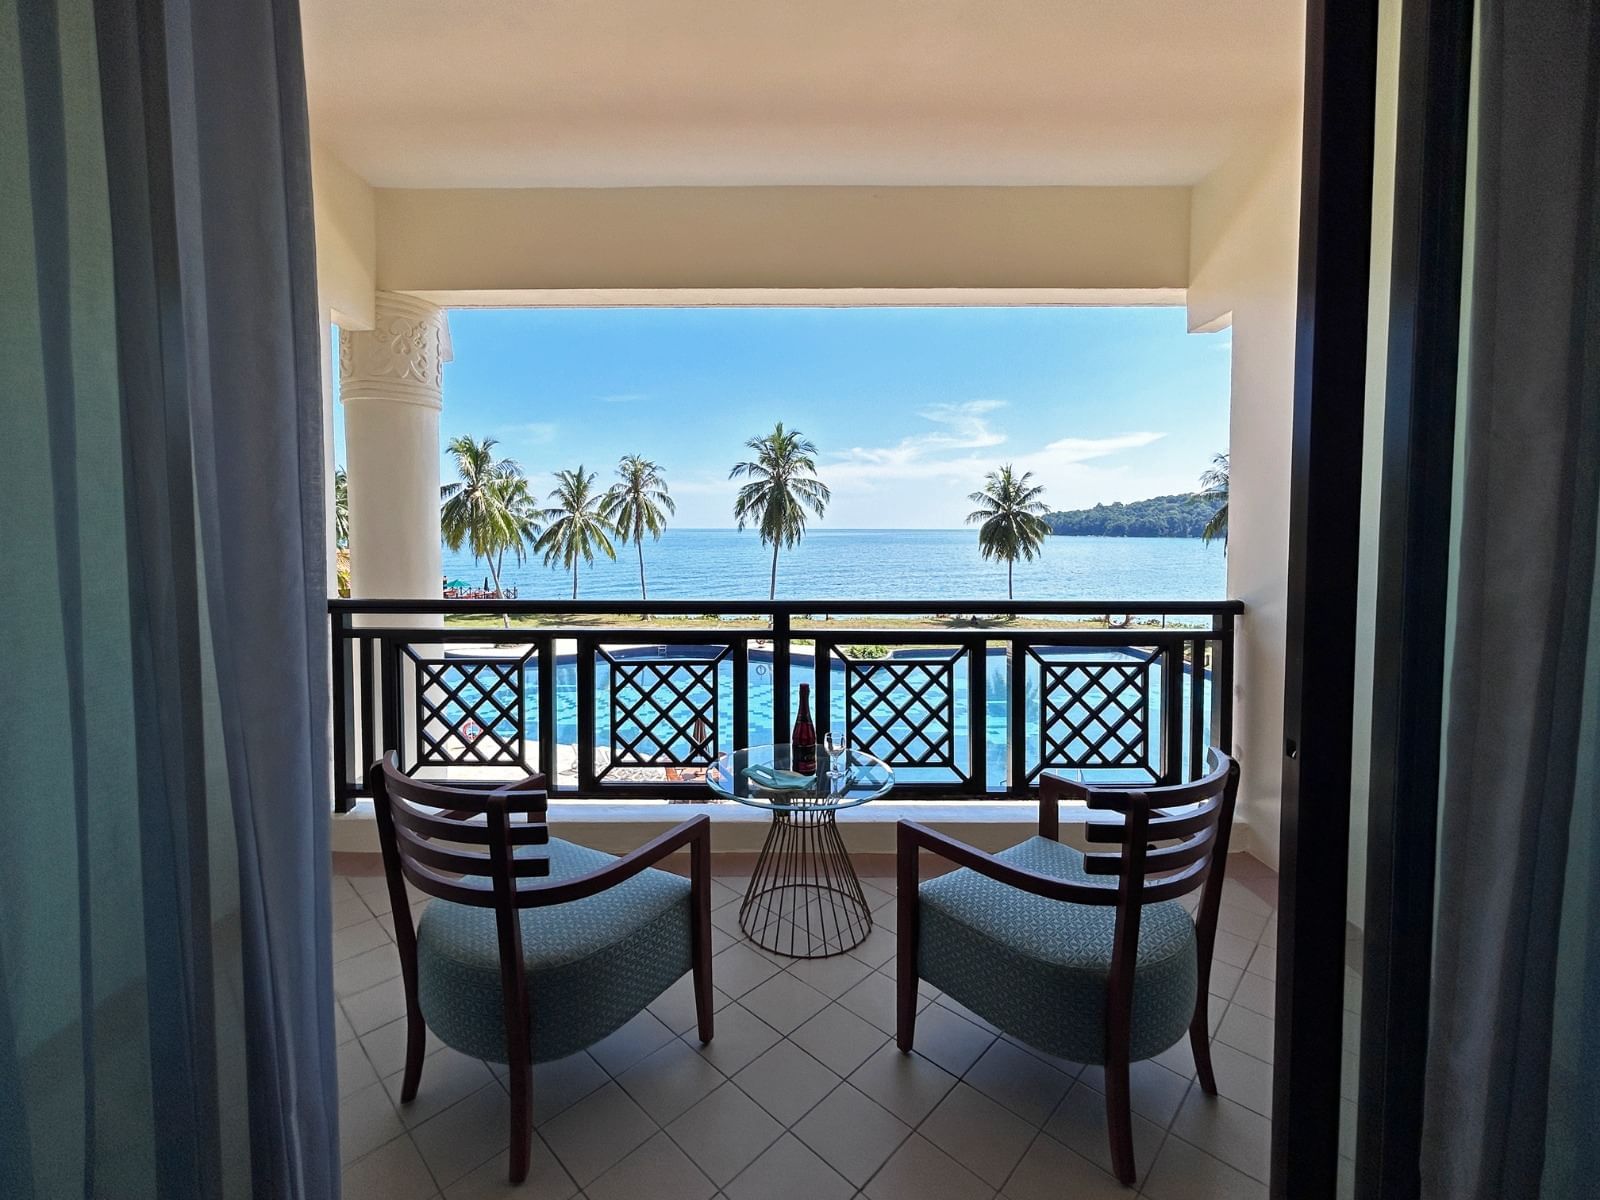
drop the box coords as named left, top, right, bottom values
left=1032, top=652, right=1157, bottom=780
left=409, top=648, right=534, bottom=770
left=604, top=651, right=725, bottom=775
left=843, top=651, right=962, bottom=774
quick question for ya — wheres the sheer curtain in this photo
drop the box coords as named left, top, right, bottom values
left=1, top=0, right=337, bottom=1195
left=1420, top=0, right=1599, bottom=1196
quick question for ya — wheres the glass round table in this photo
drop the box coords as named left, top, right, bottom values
left=706, top=743, right=894, bottom=958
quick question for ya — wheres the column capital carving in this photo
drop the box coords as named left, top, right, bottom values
left=339, top=292, right=452, bottom=410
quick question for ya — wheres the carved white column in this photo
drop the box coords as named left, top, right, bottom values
left=340, top=293, right=451, bottom=606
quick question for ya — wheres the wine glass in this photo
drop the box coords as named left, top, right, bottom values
left=824, top=732, right=848, bottom=783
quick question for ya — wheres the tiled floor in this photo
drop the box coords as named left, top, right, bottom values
left=334, top=854, right=1279, bottom=1200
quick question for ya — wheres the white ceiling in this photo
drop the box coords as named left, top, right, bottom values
left=301, top=0, right=1304, bottom=189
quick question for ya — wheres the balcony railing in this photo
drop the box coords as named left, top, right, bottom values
left=329, top=598, right=1242, bottom=812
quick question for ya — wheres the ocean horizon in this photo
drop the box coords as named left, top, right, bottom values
left=441, top=528, right=1227, bottom=603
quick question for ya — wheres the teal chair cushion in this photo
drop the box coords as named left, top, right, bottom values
left=415, top=837, right=692, bottom=1064
left=917, top=836, right=1196, bottom=1066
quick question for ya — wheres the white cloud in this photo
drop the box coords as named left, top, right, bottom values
left=825, top=400, right=1163, bottom=491
left=495, top=421, right=558, bottom=447
left=597, top=392, right=649, bottom=404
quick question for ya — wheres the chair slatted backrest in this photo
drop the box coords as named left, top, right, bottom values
left=369, top=753, right=554, bottom=1076
left=1041, top=748, right=1242, bottom=1055
left=369, top=753, right=551, bottom=910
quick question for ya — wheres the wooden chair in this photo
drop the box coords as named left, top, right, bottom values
left=896, top=749, right=1241, bottom=1186
left=369, top=753, right=715, bottom=1183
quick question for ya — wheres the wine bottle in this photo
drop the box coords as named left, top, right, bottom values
left=792, top=683, right=817, bottom=775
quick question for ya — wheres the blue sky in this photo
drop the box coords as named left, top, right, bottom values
left=334, top=306, right=1230, bottom=528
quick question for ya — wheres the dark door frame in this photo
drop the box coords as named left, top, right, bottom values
left=1275, top=0, right=1476, bottom=1196
left=1274, top=0, right=1382, bottom=1195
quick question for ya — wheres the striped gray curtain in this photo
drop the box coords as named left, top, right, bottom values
left=0, top=0, right=337, bottom=1195
left=1420, top=0, right=1600, bottom=1196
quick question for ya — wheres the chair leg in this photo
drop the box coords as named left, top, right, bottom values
left=895, top=948, right=918, bottom=1051
left=691, top=827, right=715, bottom=1044
left=399, top=996, right=427, bottom=1103
left=506, top=1054, right=531, bottom=1184
left=1191, top=1010, right=1218, bottom=1096
left=1105, top=1054, right=1137, bottom=1186
left=895, top=846, right=918, bottom=1052
left=692, top=927, right=715, bottom=1044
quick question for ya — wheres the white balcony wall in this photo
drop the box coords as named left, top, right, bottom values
left=1187, top=109, right=1306, bottom=869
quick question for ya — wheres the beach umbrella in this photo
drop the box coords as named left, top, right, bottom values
left=445, top=578, right=471, bottom=589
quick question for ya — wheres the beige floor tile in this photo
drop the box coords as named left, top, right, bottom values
left=1212, top=929, right=1257, bottom=970
left=908, top=1004, right=995, bottom=1078
left=681, top=1003, right=782, bottom=1075
left=791, top=1083, right=912, bottom=1186
left=962, top=1039, right=1073, bottom=1127
left=919, top=1082, right=1035, bottom=1187
left=837, top=971, right=901, bottom=1034
left=847, top=1041, right=960, bottom=1127
left=339, top=1037, right=381, bottom=1100
left=648, top=973, right=731, bottom=1036
left=733, top=1039, right=840, bottom=1126
left=539, top=1081, right=656, bottom=1187
left=335, top=918, right=394, bottom=964
left=615, top=1038, right=726, bottom=1124
left=341, top=1133, right=437, bottom=1200
left=1246, top=943, right=1277, bottom=982
left=665, top=1082, right=784, bottom=1187
left=336, top=944, right=404, bottom=998
left=722, top=1133, right=854, bottom=1200
left=341, top=1079, right=409, bottom=1166
left=861, top=1134, right=994, bottom=1200
left=1231, top=971, right=1275, bottom=1019
left=1171, top=1087, right=1271, bottom=1183
left=1216, top=1005, right=1275, bottom=1064
left=1208, top=1041, right=1274, bottom=1118
left=789, top=1002, right=890, bottom=1077
left=1043, top=1082, right=1163, bottom=1181
left=784, top=950, right=874, bottom=999
left=530, top=1051, right=608, bottom=1126
left=586, top=1131, right=716, bottom=1200
left=739, top=971, right=831, bottom=1034
left=387, top=1048, right=498, bottom=1127
left=412, top=1081, right=514, bottom=1190
left=588, top=1010, right=676, bottom=1076
left=360, top=1014, right=443, bottom=1077
left=1075, top=1058, right=1190, bottom=1128
left=1002, top=1132, right=1127, bottom=1200
left=440, top=1133, right=578, bottom=1200
left=1142, top=1133, right=1268, bottom=1200
left=710, top=942, right=784, bottom=999
left=344, top=976, right=410, bottom=1036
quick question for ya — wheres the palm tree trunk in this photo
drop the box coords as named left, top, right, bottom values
left=572, top=560, right=579, bottom=600
left=1008, top=559, right=1014, bottom=602
left=769, top=541, right=780, bottom=602
left=637, top=540, right=647, bottom=601
left=489, top=553, right=508, bottom=629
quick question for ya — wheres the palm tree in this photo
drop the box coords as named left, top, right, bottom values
left=967, top=464, right=1051, bottom=601
left=536, top=466, right=618, bottom=599
left=730, top=422, right=831, bottom=600
left=601, top=455, right=676, bottom=601
left=1196, top=452, right=1229, bottom=549
left=334, top=465, right=349, bottom=548
left=441, top=435, right=541, bottom=626
left=487, top=473, right=542, bottom=588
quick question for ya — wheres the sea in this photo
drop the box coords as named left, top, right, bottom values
left=441, top=528, right=1226, bottom=603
